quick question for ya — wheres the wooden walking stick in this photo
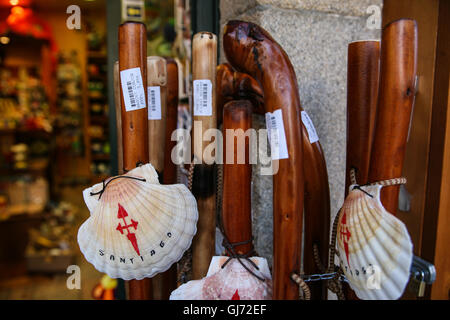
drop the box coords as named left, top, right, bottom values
left=147, top=56, right=167, bottom=176
left=368, top=19, right=418, bottom=215
left=118, top=21, right=152, bottom=300
left=146, top=56, right=168, bottom=300
left=224, top=21, right=304, bottom=300
left=346, top=40, right=380, bottom=191
left=191, top=32, right=218, bottom=279
left=343, top=40, right=380, bottom=300
left=158, top=57, right=179, bottom=299
left=222, top=100, right=253, bottom=255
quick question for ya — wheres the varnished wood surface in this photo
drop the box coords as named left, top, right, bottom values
left=191, top=32, right=218, bottom=280
left=224, top=21, right=304, bottom=300
left=119, top=21, right=152, bottom=300
left=222, top=100, right=253, bottom=255
left=216, top=63, right=264, bottom=126
left=343, top=40, right=380, bottom=300
left=368, top=19, right=418, bottom=215
left=345, top=41, right=380, bottom=190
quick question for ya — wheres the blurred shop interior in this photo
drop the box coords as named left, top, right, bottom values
left=0, top=0, right=199, bottom=299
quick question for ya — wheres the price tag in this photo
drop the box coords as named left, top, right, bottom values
left=120, top=67, right=146, bottom=112
left=265, top=109, right=289, bottom=160
left=148, top=86, right=162, bottom=120
left=301, top=111, right=319, bottom=144
left=193, top=79, right=212, bottom=116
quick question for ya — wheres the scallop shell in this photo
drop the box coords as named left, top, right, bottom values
left=77, top=163, right=198, bottom=280
left=337, top=184, right=413, bottom=300
left=170, top=256, right=272, bottom=300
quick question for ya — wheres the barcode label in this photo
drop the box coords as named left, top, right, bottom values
left=193, top=79, right=212, bottom=116
left=148, top=86, right=162, bottom=120
left=265, top=109, right=289, bottom=160
left=120, top=67, right=146, bottom=112
left=301, top=111, right=319, bottom=144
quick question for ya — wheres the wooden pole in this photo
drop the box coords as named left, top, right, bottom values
left=145, top=56, right=168, bottom=300
left=147, top=56, right=167, bottom=175
left=216, top=63, right=264, bottom=127
left=156, top=58, right=180, bottom=299
left=346, top=41, right=380, bottom=191
left=343, top=40, right=380, bottom=300
left=118, top=21, right=152, bottom=300
left=222, top=100, right=253, bottom=255
left=191, top=31, right=217, bottom=279
left=368, top=19, right=418, bottom=214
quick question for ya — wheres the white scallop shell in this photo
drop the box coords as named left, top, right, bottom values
left=170, top=256, right=272, bottom=300
left=337, top=184, right=413, bottom=300
left=77, top=163, right=198, bottom=280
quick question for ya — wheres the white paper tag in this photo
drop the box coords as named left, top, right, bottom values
left=265, top=109, right=289, bottom=160
left=301, top=111, right=319, bottom=144
left=120, top=67, right=146, bottom=112
left=193, top=79, right=212, bottom=116
left=148, top=86, right=162, bottom=120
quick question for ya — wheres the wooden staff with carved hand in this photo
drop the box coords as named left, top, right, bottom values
left=223, top=21, right=304, bottom=300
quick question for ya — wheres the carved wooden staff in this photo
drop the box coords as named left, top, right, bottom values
left=344, top=40, right=380, bottom=300
left=118, top=21, right=151, bottom=300
left=224, top=21, right=304, bottom=300
left=368, top=19, right=418, bottom=214
left=146, top=56, right=168, bottom=300
left=345, top=40, right=380, bottom=192
left=216, top=63, right=264, bottom=127
left=159, top=57, right=179, bottom=299
left=191, top=32, right=218, bottom=279
left=222, top=100, right=253, bottom=255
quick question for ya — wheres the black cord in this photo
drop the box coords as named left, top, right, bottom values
left=90, top=175, right=146, bottom=200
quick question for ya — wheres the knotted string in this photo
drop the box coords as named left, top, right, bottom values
left=90, top=175, right=146, bottom=200
left=220, top=232, right=266, bottom=282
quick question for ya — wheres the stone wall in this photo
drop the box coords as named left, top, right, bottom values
left=219, top=0, right=382, bottom=266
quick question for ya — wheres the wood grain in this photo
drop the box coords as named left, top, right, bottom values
left=216, top=63, right=264, bottom=126
left=346, top=41, right=380, bottom=190
left=224, top=20, right=304, bottom=300
left=191, top=32, right=218, bottom=280
left=222, top=100, right=253, bottom=255
left=118, top=21, right=151, bottom=300
left=368, top=19, right=418, bottom=215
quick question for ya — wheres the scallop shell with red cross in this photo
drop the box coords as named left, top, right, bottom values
left=77, top=163, right=198, bottom=280
left=337, top=184, right=413, bottom=300
left=170, top=256, right=272, bottom=300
